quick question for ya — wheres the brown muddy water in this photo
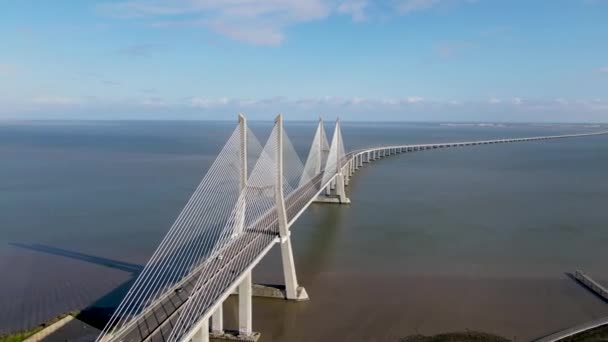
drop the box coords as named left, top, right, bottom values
left=1, top=121, right=607, bottom=341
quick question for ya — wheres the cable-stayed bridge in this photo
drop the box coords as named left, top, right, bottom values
left=97, top=116, right=607, bottom=342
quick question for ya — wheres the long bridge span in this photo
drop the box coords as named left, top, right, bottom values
left=97, top=116, right=607, bottom=342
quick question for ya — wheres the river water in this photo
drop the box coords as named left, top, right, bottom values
left=1, top=120, right=607, bottom=341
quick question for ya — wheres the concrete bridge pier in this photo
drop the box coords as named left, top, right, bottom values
left=344, top=166, right=350, bottom=186
left=335, top=173, right=350, bottom=204
left=238, top=273, right=253, bottom=337
left=193, top=319, right=210, bottom=342
left=211, top=306, right=223, bottom=335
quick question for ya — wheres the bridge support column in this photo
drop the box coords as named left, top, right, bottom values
left=335, top=173, right=350, bottom=204
left=238, top=272, right=252, bottom=337
left=193, top=319, right=209, bottom=342
left=344, top=165, right=350, bottom=186
left=212, top=305, right=223, bottom=335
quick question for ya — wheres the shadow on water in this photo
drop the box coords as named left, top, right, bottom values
left=8, top=242, right=143, bottom=330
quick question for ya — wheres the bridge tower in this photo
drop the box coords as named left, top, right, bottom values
left=275, top=114, right=310, bottom=301
left=316, top=118, right=350, bottom=204
left=332, top=118, right=350, bottom=204
left=236, top=114, right=253, bottom=338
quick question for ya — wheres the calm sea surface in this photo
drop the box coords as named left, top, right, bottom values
left=1, top=120, right=607, bottom=340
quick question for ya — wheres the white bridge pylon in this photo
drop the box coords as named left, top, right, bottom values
left=96, top=116, right=608, bottom=342
left=97, top=114, right=348, bottom=342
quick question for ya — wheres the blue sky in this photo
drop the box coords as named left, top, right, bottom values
left=0, top=0, right=607, bottom=122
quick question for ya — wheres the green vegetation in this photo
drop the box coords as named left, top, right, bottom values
left=0, top=311, right=78, bottom=342
left=400, top=331, right=510, bottom=342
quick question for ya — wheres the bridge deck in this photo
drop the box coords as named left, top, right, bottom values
left=105, top=131, right=608, bottom=342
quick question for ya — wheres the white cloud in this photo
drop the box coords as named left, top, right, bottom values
left=190, top=96, right=232, bottom=108
left=395, top=0, right=441, bottom=14
left=205, top=20, right=285, bottom=46
left=101, top=0, right=479, bottom=45
left=101, top=0, right=330, bottom=46
left=488, top=98, right=502, bottom=104
left=3, top=94, right=608, bottom=122
left=405, top=96, right=425, bottom=103
left=395, top=0, right=478, bottom=14
left=338, top=0, right=368, bottom=22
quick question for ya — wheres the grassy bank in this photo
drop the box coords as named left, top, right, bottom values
left=0, top=312, right=78, bottom=342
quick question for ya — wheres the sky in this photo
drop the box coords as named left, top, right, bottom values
left=0, top=0, right=607, bottom=122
